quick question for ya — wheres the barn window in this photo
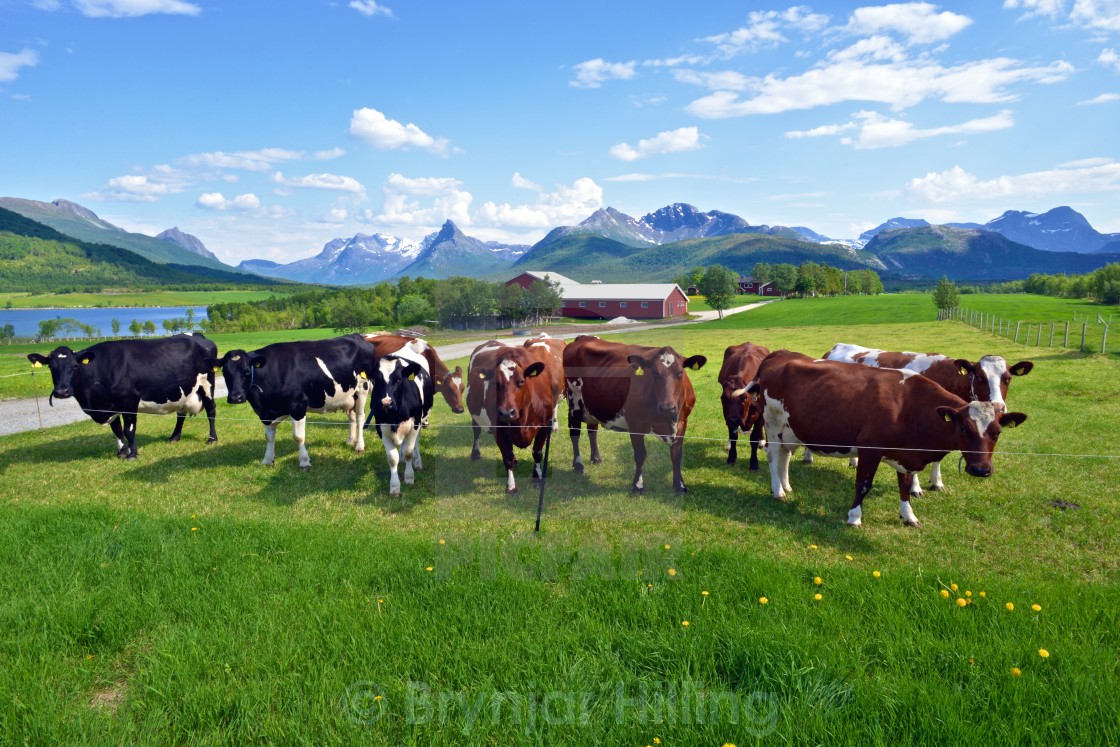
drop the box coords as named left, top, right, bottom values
left=619, top=302, right=627, bottom=308
left=599, top=302, right=607, bottom=308
left=578, top=301, right=587, bottom=308
left=641, top=302, right=649, bottom=309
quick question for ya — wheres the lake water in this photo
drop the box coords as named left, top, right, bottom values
left=1, top=306, right=208, bottom=339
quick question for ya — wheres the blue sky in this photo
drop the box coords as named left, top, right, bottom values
left=2, top=0, right=1119, bottom=265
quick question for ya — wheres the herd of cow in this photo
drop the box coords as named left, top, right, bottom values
left=26, top=330, right=1032, bottom=526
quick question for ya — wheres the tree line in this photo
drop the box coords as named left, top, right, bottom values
left=676, top=261, right=883, bottom=298
left=203, top=276, right=564, bottom=334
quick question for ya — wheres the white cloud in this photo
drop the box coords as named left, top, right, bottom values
left=74, top=0, right=200, bottom=18
left=1003, top=0, right=1066, bottom=18
left=323, top=207, right=349, bottom=224
left=1072, top=0, right=1120, bottom=32
left=603, top=172, right=756, bottom=184
left=349, top=0, right=393, bottom=18
left=511, top=172, right=542, bottom=192
left=1100, top=48, right=1120, bottom=71
left=0, top=49, right=39, bottom=83
left=844, top=3, right=973, bottom=45
left=1078, top=92, right=1120, bottom=103
left=313, top=147, right=346, bottom=160
left=180, top=148, right=304, bottom=172
left=97, top=174, right=175, bottom=202
left=672, top=69, right=752, bottom=91
left=348, top=107, right=453, bottom=156
left=569, top=58, right=636, bottom=88
left=477, top=177, right=603, bottom=229
left=703, top=7, right=830, bottom=58
left=828, top=35, right=908, bottom=63
left=906, top=161, right=1120, bottom=202
left=609, top=126, right=705, bottom=161
left=196, top=192, right=260, bottom=211
left=272, top=171, right=365, bottom=193
left=686, top=56, right=1072, bottom=117
left=788, top=109, right=1014, bottom=148
left=376, top=173, right=473, bottom=227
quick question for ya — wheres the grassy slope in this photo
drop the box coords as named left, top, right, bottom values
left=1, top=295, right=1118, bottom=743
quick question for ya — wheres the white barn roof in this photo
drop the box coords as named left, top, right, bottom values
left=520, top=270, right=579, bottom=285
left=558, top=283, right=684, bottom=301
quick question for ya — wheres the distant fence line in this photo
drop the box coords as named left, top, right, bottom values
left=939, top=306, right=1110, bottom=354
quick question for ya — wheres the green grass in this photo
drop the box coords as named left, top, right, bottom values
left=952, top=293, right=1116, bottom=356
left=1, top=295, right=1118, bottom=743
left=0, top=289, right=290, bottom=309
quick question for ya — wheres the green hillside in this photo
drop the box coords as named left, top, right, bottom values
left=515, top=232, right=875, bottom=282
left=0, top=197, right=230, bottom=270
left=0, top=207, right=289, bottom=293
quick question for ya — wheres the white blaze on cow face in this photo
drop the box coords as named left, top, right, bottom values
left=977, top=356, right=1009, bottom=408
left=659, top=352, right=676, bottom=369
left=967, top=401, right=999, bottom=436
left=499, top=358, right=517, bottom=383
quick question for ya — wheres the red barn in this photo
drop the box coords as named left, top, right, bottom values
left=505, top=271, right=689, bottom=320
left=737, top=276, right=781, bottom=296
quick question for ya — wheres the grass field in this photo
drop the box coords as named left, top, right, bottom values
left=0, top=289, right=291, bottom=309
left=2, top=295, right=1118, bottom=744
left=951, top=293, right=1116, bottom=357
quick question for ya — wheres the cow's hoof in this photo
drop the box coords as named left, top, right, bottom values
left=470, top=451, right=481, bottom=461
left=726, top=457, right=737, bottom=466
left=206, top=436, right=218, bottom=445
left=573, top=462, right=584, bottom=474
left=117, top=450, right=128, bottom=458
left=902, top=517, right=923, bottom=527
left=168, top=435, right=181, bottom=443
left=262, top=461, right=274, bottom=468
left=675, top=485, right=688, bottom=494
left=749, top=463, right=760, bottom=472
left=299, top=465, right=312, bottom=472
left=389, top=489, right=401, bottom=497
left=632, top=486, right=645, bottom=495
left=591, top=455, right=603, bottom=465
left=507, top=488, right=518, bottom=495
left=930, top=484, right=945, bottom=492
left=354, top=447, right=365, bottom=454
left=126, top=454, right=137, bottom=461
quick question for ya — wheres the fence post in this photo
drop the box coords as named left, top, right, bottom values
left=1014, top=321, right=1021, bottom=344
left=1036, top=324, right=1042, bottom=347
left=1026, top=323, right=1032, bottom=344
left=1064, top=321, right=1069, bottom=348
left=1081, top=323, right=1087, bottom=352
left=1103, top=325, right=1109, bottom=355
left=1049, top=323, right=1054, bottom=348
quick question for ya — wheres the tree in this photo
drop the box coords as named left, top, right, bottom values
left=143, top=320, right=156, bottom=336
left=185, top=308, right=196, bottom=330
left=129, top=319, right=142, bottom=337
left=674, top=266, right=706, bottom=292
left=525, top=278, right=563, bottom=323
left=2, top=323, right=14, bottom=344
left=395, top=294, right=436, bottom=327
left=697, top=264, right=737, bottom=320
left=751, top=262, right=771, bottom=284
left=111, top=318, right=121, bottom=337
left=933, top=276, right=959, bottom=313
left=162, top=319, right=177, bottom=334
left=768, top=263, right=797, bottom=295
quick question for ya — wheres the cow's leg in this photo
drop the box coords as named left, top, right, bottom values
left=778, top=445, right=794, bottom=496
left=379, top=425, right=402, bottom=495
left=897, top=471, right=922, bottom=527
left=292, top=417, right=311, bottom=471
left=471, top=421, right=483, bottom=461
left=123, top=412, right=139, bottom=460
left=497, top=436, right=518, bottom=494
left=764, top=440, right=787, bottom=499
left=262, top=421, right=278, bottom=466
left=928, top=460, right=945, bottom=491
left=848, top=451, right=883, bottom=527
left=402, top=423, right=419, bottom=486
left=909, top=472, right=924, bottom=498
left=531, top=427, right=549, bottom=486
left=630, top=433, right=648, bottom=494
left=849, top=456, right=858, bottom=469
left=109, top=416, right=128, bottom=457
left=203, top=391, right=218, bottom=444
left=411, top=424, right=423, bottom=470
left=670, top=436, right=687, bottom=494
left=726, top=423, right=739, bottom=466
left=350, top=386, right=368, bottom=453
left=568, top=408, right=585, bottom=473
left=169, top=413, right=186, bottom=443
left=588, top=423, right=602, bottom=464
left=748, top=417, right=764, bottom=472
left=802, top=447, right=814, bottom=465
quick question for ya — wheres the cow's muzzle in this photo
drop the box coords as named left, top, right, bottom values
left=52, top=388, right=73, bottom=399
left=965, top=464, right=993, bottom=477
left=452, top=406, right=465, bottom=414
left=498, top=407, right=519, bottom=422
left=658, top=404, right=679, bottom=418
left=227, top=394, right=246, bottom=405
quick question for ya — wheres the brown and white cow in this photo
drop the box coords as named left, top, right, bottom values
left=718, top=341, right=771, bottom=470
left=748, top=352, right=1026, bottom=527
left=363, top=334, right=464, bottom=414
left=564, top=335, right=706, bottom=494
left=466, top=336, right=565, bottom=493
left=822, top=342, right=1033, bottom=492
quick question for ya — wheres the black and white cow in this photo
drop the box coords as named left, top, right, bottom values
left=369, top=346, right=432, bottom=495
left=27, top=333, right=218, bottom=459
left=211, top=334, right=376, bottom=470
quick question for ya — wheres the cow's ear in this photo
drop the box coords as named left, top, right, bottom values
left=453, top=365, right=462, bottom=377
left=683, top=355, right=707, bottom=371
left=27, top=353, right=49, bottom=367
left=76, top=350, right=95, bottom=365
left=477, top=369, right=491, bottom=381
left=249, top=354, right=266, bottom=369
left=1010, top=361, right=1033, bottom=377
left=626, top=355, right=647, bottom=375
left=204, top=356, right=220, bottom=373
left=935, top=406, right=957, bottom=423
left=999, top=412, right=1027, bottom=428
left=953, top=358, right=972, bottom=376
left=525, top=362, right=546, bottom=378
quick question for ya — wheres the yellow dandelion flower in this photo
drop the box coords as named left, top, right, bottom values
left=1011, top=667, right=1022, bottom=676
left=425, top=566, right=433, bottom=572
left=809, top=544, right=818, bottom=550
left=873, top=570, right=881, bottom=578
left=814, top=593, right=823, bottom=601
left=374, top=695, right=382, bottom=701
left=1005, top=602, right=1015, bottom=611
left=759, top=596, right=769, bottom=605
left=664, top=544, right=671, bottom=550
left=438, top=538, right=446, bottom=545
left=1038, top=649, right=1050, bottom=659
left=940, top=589, right=951, bottom=599
left=647, top=583, right=653, bottom=589
left=681, top=620, right=690, bottom=627
left=814, top=576, right=823, bottom=585
left=191, top=527, right=198, bottom=532
left=951, top=583, right=958, bottom=591
left=190, top=513, right=196, bottom=519
left=845, top=554, right=853, bottom=561
left=377, top=598, right=384, bottom=604
left=723, top=742, right=738, bottom=747
left=702, top=590, right=710, bottom=596
left=965, top=590, right=972, bottom=597
left=956, top=598, right=968, bottom=607
left=667, top=567, right=677, bottom=577
left=654, top=739, right=661, bottom=745
left=980, top=591, right=987, bottom=598
left=1032, top=604, right=1042, bottom=612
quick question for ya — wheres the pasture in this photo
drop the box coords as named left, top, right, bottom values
left=1, top=295, right=1118, bottom=744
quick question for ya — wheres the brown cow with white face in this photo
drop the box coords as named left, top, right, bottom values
left=363, top=334, right=464, bottom=413
left=748, top=352, right=1026, bottom=527
left=564, top=335, right=706, bottom=494
left=717, top=341, right=771, bottom=470
left=822, top=342, right=1033, bottom=493
left=465, top=336, right=565, bottom=493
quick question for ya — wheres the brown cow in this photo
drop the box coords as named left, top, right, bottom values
left=748, top=352, right=1026, bottom=527
left=363, top=334, right=464, bottom=414
left=717, top=341, right=771, bottom=470
left=466, top=336, right=565, bottom=493
left=564, top=335, right=706, bottom=494
left=822, top=342, right=1033, bottom=492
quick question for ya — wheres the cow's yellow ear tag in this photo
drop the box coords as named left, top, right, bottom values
left=689, top=362, right=701, bottom=370
left=359, top=371, right=368, bottom=379
left=635, top=367, right=644, bottom=376
left=212, top=365, right=221, bottom=373
left=943, top=412, right=953, bottom=422
left=958, top=366, right=969, bottom=376
left=81, top=358, right=90, bottom=365
left=408, top=372, right=415, bottom=381
left=32, top=361, right=42, bottom=368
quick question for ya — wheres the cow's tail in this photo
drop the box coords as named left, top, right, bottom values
left=48, top=392, right=54, bottom=408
